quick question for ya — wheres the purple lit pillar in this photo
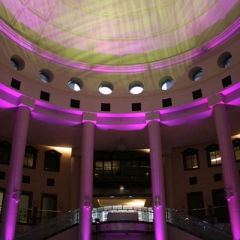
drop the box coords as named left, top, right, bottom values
left=209, top=95, right=240, bottom=240
left=0, top=96, right=34, bottom=240
left=147, top=112, right=167, bottom=240
left=78, top=113, right=96, bottom=240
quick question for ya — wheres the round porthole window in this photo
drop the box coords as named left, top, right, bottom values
left=188, top=66, right=203, bottom=82
left=99, top=82, right=113, bottom=95
left=68, top=77, right=82, bottom=91
left=159, top=77, right=174, bottom=90
left=39, top=69, right=53, bottom=83
left=129, top=81, right=144, bottom=94
left=10, top=55, right=25, bottom=71
left=217, top=52, right=232, bottom=68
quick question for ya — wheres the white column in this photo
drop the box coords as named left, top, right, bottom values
left=210, top=98, right=240, bottom=240
left=70, top=147, right=81, bottom=210
left=147, top=112, right=167, bottom=240
left=78, top=113, right=96, bottom=240
left=164, top=154, right=175, bottom=209
left=0, top=97, right=34, bottom=240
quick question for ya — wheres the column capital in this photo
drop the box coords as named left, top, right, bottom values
left=208, top=93, right=225, bottom=108
left=146, top=111, right=161, bottom=123
left=18, top=96, right=35, bottom=111
left=82, top=112, right=97, bottom=123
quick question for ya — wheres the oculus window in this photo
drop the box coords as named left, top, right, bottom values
left=24, top=146, right=38, bottom=169
left=0, top=141, right=12, bottom=165
left=182, top=148, right=200, bottom=170
left=44, top=150, right=62, bottom=172
left=206, top=144, right=221, bottom=166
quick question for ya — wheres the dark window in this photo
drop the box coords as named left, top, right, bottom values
left=222, top=76, right=232, bottom=88
left=233, top=138, right=240, bottom=161
left=22, top=175, right=30, bottom=184
left=11, top=78, right=21, bottom=90
left=44, top=150, right=61, bottom=172
left=24, top=146, right=38, bottom=169
left=0, top=141, right=12, bottom=165
left=40, top=91, right=50, bottom=101
left=70, top=99, right=80, bottom=108
left=132, top=103, right=141, bottom=111
left=214, top=173, right=222, bottom=182
left=189, top=177, right=197, bottom=185
left=162, top=98, right=172, bottom=108
left=47, top=178, right=55, bottom=186
left=101, top=103, right=110, bottom=112
left=182, top=148, right=200, bottom=170
left=192, top=89, right=202, bottom=100
left=0, top=171, right=5, bottom=180
left=206, top=144, right=221, bottom=166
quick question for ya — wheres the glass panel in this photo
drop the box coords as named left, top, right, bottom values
left=24, top=153, right=34, bottom=167
left=210, top=150, right=221, bottom=165
left=18, top=194, right=30, bottom=223
left=42, top=195, right=56, bottom=220
left=0, top=191, right=4, bottom=216
left=0, top=147, right=10, bottom=164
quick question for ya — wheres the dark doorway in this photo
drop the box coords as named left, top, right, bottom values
left=187, top=192, right=205, bottom=220
left=212, top=189, right=229, bottom=222
left=41, top=194, right=57, bottom=221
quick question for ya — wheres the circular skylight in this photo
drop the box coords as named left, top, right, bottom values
left=161, top=79, right=174, bottom=90
left=217, top=52, right=232, bottom=69
left=39, top=72, right=50, bottom=83
left=129, top=81, right=144, bottom=94
left=68, top=80, right=81, bottom=91
left=99, top=82, right=113, bottom=95
left=193, top=70, right=203, bottom=81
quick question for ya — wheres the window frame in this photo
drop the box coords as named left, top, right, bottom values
left=206, top=144, right=221, bottom=167
left=182, top=148, right=200, bottom=171
left=0, top=141, right=12, bottom=165
left=44, top=150, right=61, bottom=172
left=24, top=146, right=38, bottom=169
left=233, top=138, right=240, bottom=162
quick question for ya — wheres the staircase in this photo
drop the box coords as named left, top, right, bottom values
left=15, top=208, right=233, bottom=240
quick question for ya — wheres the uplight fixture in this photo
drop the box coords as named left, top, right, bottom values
left=129, top=81, right=144, bottom=94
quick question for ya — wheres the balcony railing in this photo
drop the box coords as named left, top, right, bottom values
left=15, top=206, right=232, bottom=240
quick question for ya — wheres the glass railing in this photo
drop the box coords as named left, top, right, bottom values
left=15, top=208, right=79, bottom=240
left=14, top=206, right=233, bottom=240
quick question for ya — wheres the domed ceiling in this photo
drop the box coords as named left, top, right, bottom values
left=1, top=0, right=240, bottom=67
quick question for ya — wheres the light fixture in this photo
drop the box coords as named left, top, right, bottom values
left=154, top=196, right=161, bottom=208
left=99, top=82, right=113, bottom=95
left=129, top=81, right=144, bottom=94
left=12, top=188, right=21, bottom=203
left=225, top=186, right=233, bottom=201
left=84, top=196, right=91, bottom=209
left=120, top=185, right=124, bottom=191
